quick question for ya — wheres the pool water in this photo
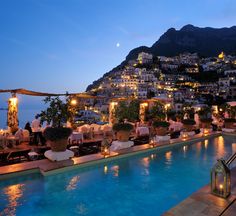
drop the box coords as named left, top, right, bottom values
left=1, top=135, right=236, bottom=216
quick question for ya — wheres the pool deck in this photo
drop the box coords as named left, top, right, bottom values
left=163, top=167, right=236, bottom=216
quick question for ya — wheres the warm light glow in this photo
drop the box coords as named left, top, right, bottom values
left=204, top=140, right=208, bottom=149
left=219, top=184, right=223, bottom=189
left=70, top=99, right=77, bottom=105
left=3, top=183, right=24, bottom=215
left=218, top=52, right=225, bottom=59
left=109, top=101, right=118, bottom=124
left=214, top=136, right=225, bottom=157
left=111, top=102, right=118, bottom=106
left=141, top=102, right=148, bottom=107
left=8, top=96, right=19, bottom=130
left=103, top=148, right=109, bottom=156
left=183, top=146, right=187, bottom=152
left=165, top=103, right=171, bottom=110
left=182, top=132, right=188, bottom=140
left=232, top=143, right=236, bottom=152
left=111, top=165, right=119, bottom=177
left=104, top=165, right=108, bottom=174
left=141, top=157, right=150, bottom=167
left=9, top=97, right=18, bottom=106
left=203, top=129, right=210, bottom=135
left=149, top=138, right=155, bottom=148
left=150, top=154, right=155, bottom=160
left=165, top=151, right=172, bottom=160
left=66, top=176, right=80, bottom=191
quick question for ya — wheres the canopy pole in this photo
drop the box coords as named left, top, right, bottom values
left=7, top=93, right=19, bottom=132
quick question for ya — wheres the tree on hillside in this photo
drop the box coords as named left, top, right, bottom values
left=115, top=100, right=140, bottom=122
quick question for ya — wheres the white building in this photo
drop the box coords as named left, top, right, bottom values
left=137, top=52, right=153, bottom=64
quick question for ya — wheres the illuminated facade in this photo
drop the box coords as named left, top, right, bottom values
left=7, top=96, right=19, bottom=131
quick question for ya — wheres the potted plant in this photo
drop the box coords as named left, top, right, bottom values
left=112, top=123, right=133, bottom=142
left=200, top=118, right=212, bottom=129
left=198, top=107, right=212, bottom=128
left=148, top=101, right=166, bottom=122
left=39, top=96, right=74, bottom=160
left=39, top=96, right=72, bottom=128
left=152, top=121, right=170, bottom=136
left=43, top=127, right=72, bottom=152
left=182, top=119, right=196, bottom=132
left=224, top=118, right=236, bottom=129
left=114, top=100, right=140, bottom=123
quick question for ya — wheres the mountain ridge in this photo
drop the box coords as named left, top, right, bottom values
left=86, top=24, right=236, bottom=91
left=125, top=24, right=236, bottom=60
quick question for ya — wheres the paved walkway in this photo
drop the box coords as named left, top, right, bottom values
left=163, top=167, right=236, bottom=216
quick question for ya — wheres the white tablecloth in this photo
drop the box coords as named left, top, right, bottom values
left=110, top=140, right=134, bottom=152
left=68, top=132, right=83, bottom=144
left=136, top=127, right=149, bottom=136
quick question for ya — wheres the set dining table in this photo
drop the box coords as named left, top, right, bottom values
left=0, top=133, right=20, bottom=149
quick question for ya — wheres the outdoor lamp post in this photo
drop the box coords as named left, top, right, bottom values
left=211, top=159, right=231, bottom=198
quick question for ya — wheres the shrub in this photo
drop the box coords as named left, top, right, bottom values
left=153, top=121, right=170, bottom=128
left=43, top=127, right=72, bottom=141
left=224, top=118, right=236, bottom=123
left=182, top=119, right=196, bottom=125
left=112, top=123, right=133, bottom=132
left=200, top=118, right=212, bottom=123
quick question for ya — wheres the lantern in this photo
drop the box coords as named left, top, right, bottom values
left=203, top=128, right=210, bottom=136
left=101, top=137, right=110, bottom=157
left=181, top=132, right=188, bottom=140
left=149, top=136, right=155, bottom=148
left=211, top=159, right=231, bottom=198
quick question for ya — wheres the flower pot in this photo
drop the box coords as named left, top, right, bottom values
left=116, top=130, right=131, bottom=142
left=47, top=139, right=68, bottom=152
left=200, top=121, right=211, bottom=129
left=224, top=119, right=236, bottom=129
left=224, top=122, right=234, bottom=129
left=43, top=127, right=72, bottom=152
left=155, top=127, right=168, bottom=136
left=183, top=124, right=194, bottom=132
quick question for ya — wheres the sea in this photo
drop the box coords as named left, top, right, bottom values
left=0, top=108, right=42, bottom=129
left=0, top=94, right=47, bottom=129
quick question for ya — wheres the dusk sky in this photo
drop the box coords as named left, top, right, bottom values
left=0, top=0, right=236, bottom=114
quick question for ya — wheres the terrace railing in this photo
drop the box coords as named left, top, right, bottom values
left=226, top=152, right=236, bottom=168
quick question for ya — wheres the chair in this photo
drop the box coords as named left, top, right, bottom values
left=136, top=127, right=149, bottom=137
left=22, top=130, right=30, bottom=142
left=90, top=124, right=102, bottom=135
left=7, top=149, right=31, bottom=163
left=133, top=135, right=150, bottom=145
left=0, top=152, right=9, bottom=166
left=15, top=129, right=24, bottom=143
left=79, top=141, right=101, bottom=156
left=35, top=146, right=51, bottom=159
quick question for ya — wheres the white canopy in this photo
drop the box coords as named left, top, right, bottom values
left=227, top=101, right=236, bottom=107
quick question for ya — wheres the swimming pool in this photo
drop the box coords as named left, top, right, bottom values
left=1, top=135, right=236, bottom=216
